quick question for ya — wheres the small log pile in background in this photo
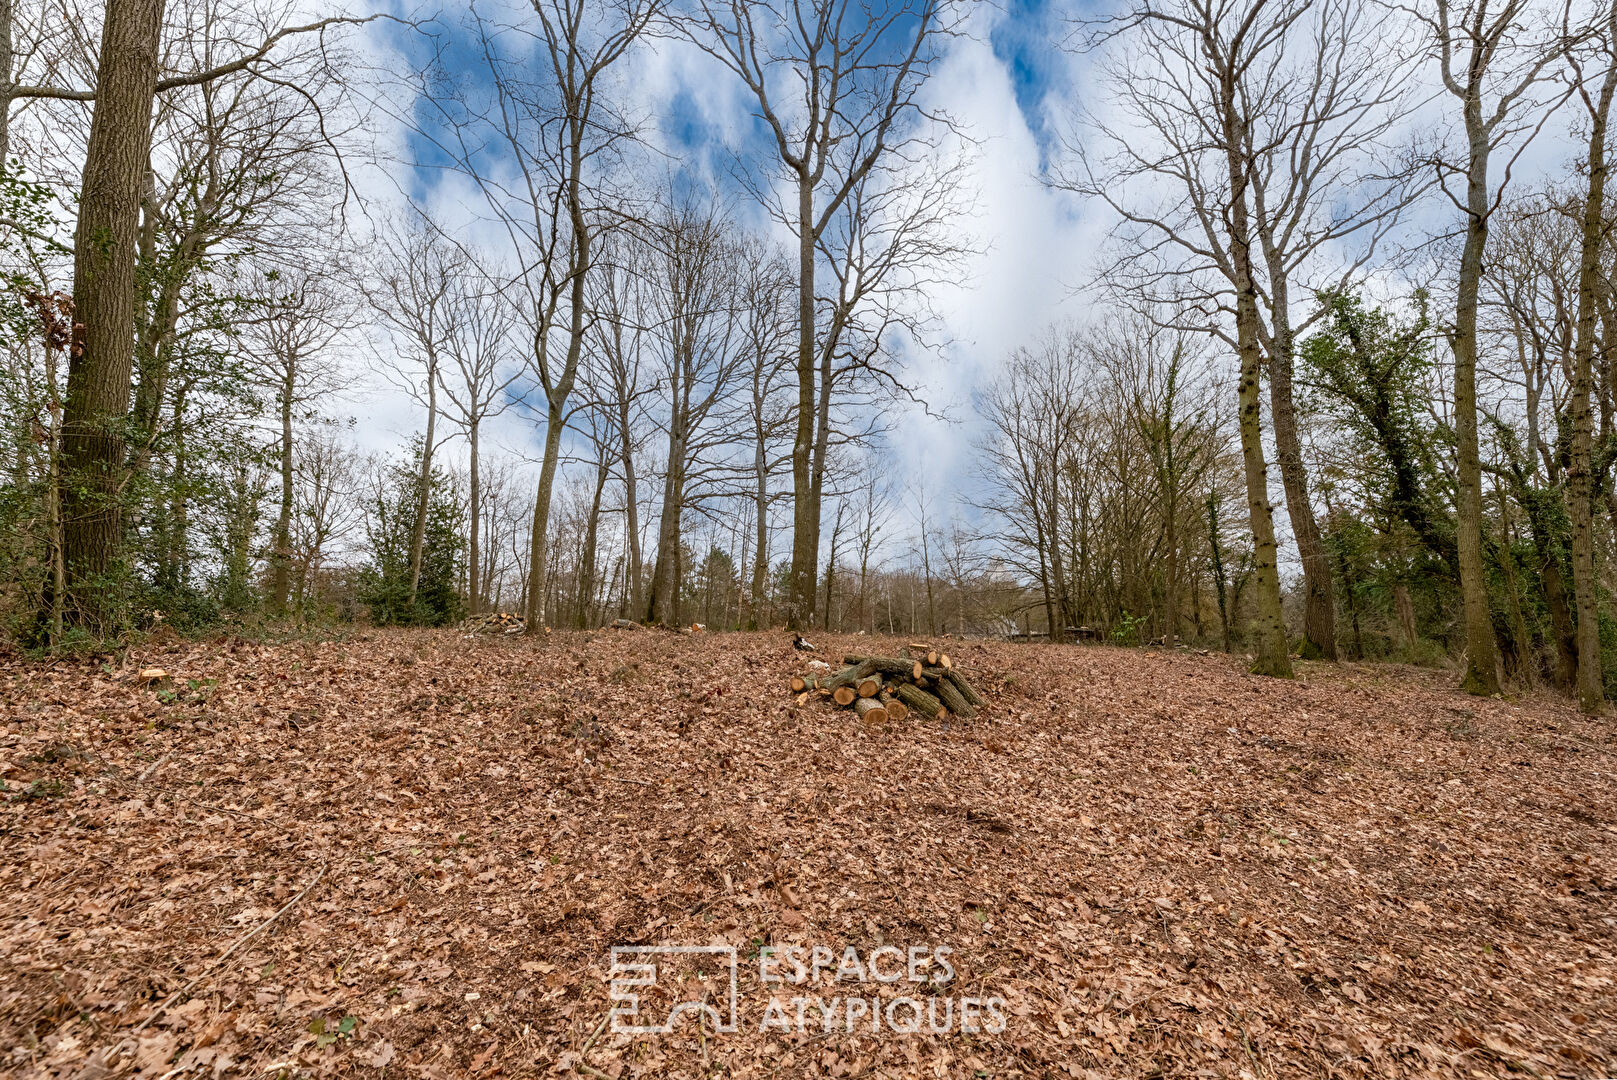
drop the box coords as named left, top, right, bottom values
left=789, top=644, right=985, bottom=722
left=462, top=612, right=527, bottom=634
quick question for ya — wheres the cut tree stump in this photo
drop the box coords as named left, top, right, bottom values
left=853, top=697, right=889, bottom=723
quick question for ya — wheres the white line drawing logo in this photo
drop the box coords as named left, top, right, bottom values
left=608, top=945, right=739, bottom=1034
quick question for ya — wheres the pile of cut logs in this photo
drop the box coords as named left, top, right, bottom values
left=789, top=645, right=984, bottom=722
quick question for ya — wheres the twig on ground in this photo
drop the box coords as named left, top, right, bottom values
left=137, top=752, right=173, bottom=782
left=131, top=863, right=327, bottom=1034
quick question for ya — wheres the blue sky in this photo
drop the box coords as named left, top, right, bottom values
left=354, top=0, right=1098, bottom=540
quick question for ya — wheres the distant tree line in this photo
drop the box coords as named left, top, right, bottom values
left=5, top=0, right=1617, bottom=715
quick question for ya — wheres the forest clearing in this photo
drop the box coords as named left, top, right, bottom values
left=2, top=629, right=1612, bottom=1079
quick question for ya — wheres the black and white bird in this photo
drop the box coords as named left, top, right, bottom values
left=792, top=633, right=816, bottom=652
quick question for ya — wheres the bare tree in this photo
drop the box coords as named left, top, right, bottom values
left=364, top=216, right=466, bottom=612
left=1409, top=0, right=1566, bottom=694
left=641, top=200, right=747, bottom=626
left=732, top=236, right=795, bottom=629
left=584, top=235, right=654, bottom=620
left=1563, top=0, right=1616, bottom=712
left=436, top=274, right=520, bottom=619
left=684, top=0, right=963, bottom=628
left=390, top=0, right=659, bottom=632
left=46, top=0, right=375, bottom=622
left=236, top=265, right=350, bottom=614
left=1060, top=0, right=1308, bottom=675
left=289, top=429, right=363, bottom=619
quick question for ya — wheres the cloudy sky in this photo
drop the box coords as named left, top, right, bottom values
left=337, top=0, right=1583, bottom=568
left=341, top=0, right=1102, bottom=533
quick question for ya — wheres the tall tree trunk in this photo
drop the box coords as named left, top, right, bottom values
left=578, top=455, right=607, bottom=628
left=787, top=173, right=817, bottom=629
left=1264, top=271, right=1336, bottom=660
left=525, top=394, right=567, bottom=631
left=408, top=368, right=437, bottom=609
left=1044, top=472, right=1070, bottom=641
left=646, top=438, right=684, bottom=625
left=1497, top=487, right=1533, bottom=683
left=0, top=0, right=12, bottom=165
left=1163, top=485, right=1178, bottom=647
left=750, top=436, right=769, bottom=629
left=60, top=0, right=167, bottom=625
left=1454, top=112, right=1502, bottom=694
left=1218, top=74, right=1292, bottom=678
left=617, top=401, right=643, bottom=620
left=1207, top=491, right=1232, bottom=654
left=525, top=131, right=591, bottom=635
left=271, top=371, right=293, bottom=613
left=1569, top=49, right=1614, bottom=713
left=467, top=418, right=481, bottom=618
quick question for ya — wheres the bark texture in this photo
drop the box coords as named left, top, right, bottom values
left=60, top=0, right=167, bottom=621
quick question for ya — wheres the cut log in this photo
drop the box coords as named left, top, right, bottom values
left=938, top=652, right=952, bottom=670
left=882, top=694, right=909, bottom=722
left=892, top=682, right=942, bottom=718
left=947, top=670, right=984, bottom=708
left=833, top=685, right=857, bottom=706
left=857, top=673, right=883, bottom=698
left=790, top=675, right=808, bottom=693
left=931, top=675, right=975, bottom=718
left=853, top=697, right=889, bottom=723
left=825, top=659, right=877, bottom=690
left=841, top=655, right=921, bottom=679
left=926, top=650, right=940, bottom=666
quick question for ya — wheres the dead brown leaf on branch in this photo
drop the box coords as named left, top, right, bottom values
left=0, top=630, right=1612, bottom=1079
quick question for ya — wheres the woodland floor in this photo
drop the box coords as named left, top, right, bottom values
left=1, top=629, right=1614, bottom=1080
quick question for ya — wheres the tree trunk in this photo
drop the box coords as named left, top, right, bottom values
left=578, top=453, right=608, bottom=628
left=787, top=171, right=817, bottom=630
left=271, top=369, right=293, bottom=613
left=1393, top=583, right=1416, bottom=654
left=0, top=0, right=13, bottom=163
left=1568, top=54, right=1614, bottom=714
left=618, top=399, right=643, bottom=620
left=1497, top=487, right=1533, bottom=682
left=1264, top=272, right=1336, bottom=660
left=1218, top=77, right=1292, bottom=679
left=408, top=366, right=437, bottom=610
left=524, top=128, right=591, bottom=636
left=467, top=418, right=481, bottom=618
left=646, top=436, right=684, bottom=625
left=750, top=435, right=769, bottom=628
left=1454, top=113, right=1502, bottom=695
left=60, top=0, right=167, bottom=626
left=525, top=396, right=567, bottom=631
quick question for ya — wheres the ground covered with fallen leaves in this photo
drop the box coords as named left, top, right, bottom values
left=2, top=629, right=1614, bottom=1079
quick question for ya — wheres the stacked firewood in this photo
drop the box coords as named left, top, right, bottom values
left=461, top=611, right=527, bottom=634
left=788, top=644, right=985, bottom=722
